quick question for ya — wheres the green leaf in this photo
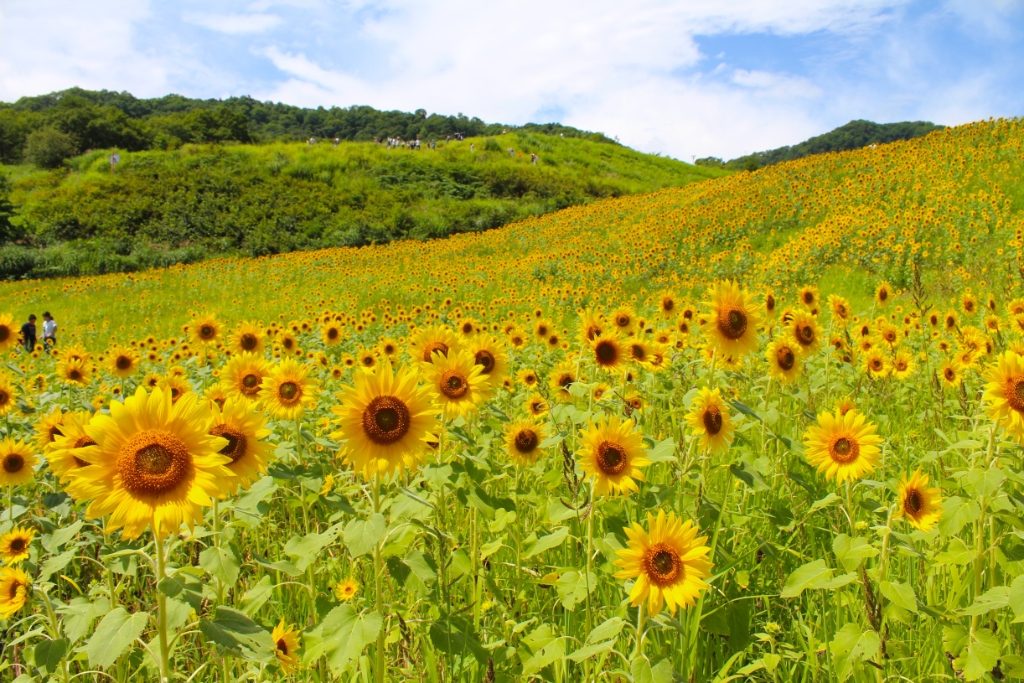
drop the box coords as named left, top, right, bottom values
left=830, top=623, right=880, bottom=682
left=832, top=534, right=878, bottom=572
left=567, top=617, right=625, bottom=663
left=42, top=520, right=83, bottom=553
left=38, top=548, right=77, bottom=582
left=522, top=526, right=569, bottom=559
left=555, top=570, right=595, bottom=610
left=809, top=493, right=841, bottom=513
left=780, top=559, right=834, bottom=598
left=935, top=538, right=975, bottom=566
left=960, top=586, right=1010, bottom=617
left=78, top=607, right=149, bottom=669
left=199, top=545, right=240, bottom=585
left=430, top=614, right=487, bottom=664
left=303, top=605, right=382, bottom=674
left=199, top=607, right=274, bottom=662
left=520, top=626, right=566, bottom=677
left=33, top=638, right=69, bottom=674
left=59, top=597, right=111, bottom=645
left=646, top=437, right=677, bottom=463
left=954, top=627, right=1000, bottom=681
left=239, top=575, right=275, bottom=615
left=879, top=581, right=918, bottom=613
left=284, top=522, right=345, bottom=571
left=343, top=513, right=386, bottom=558
left=1009, top=574, right=1024, bottom=623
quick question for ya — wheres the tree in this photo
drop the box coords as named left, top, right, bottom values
left=0, top=173, right=21, bottom=242
left=23, top=126, right=78, bottom=168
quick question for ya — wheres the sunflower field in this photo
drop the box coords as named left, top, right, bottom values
left=1, top=119, right=1024, bottom=682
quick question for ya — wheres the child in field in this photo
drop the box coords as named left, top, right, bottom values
left=42, top=311, right=57, bottom=347
left=20, top=314, right=36, bottom=352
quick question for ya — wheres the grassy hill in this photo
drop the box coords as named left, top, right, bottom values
left=1, top=118, right=1019, bottom=348
left=0, top=132, right=723, bottom=279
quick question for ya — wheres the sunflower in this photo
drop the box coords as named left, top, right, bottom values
left=939, top=359, right=963, bottom=389
left=260, top=358, right=318, bottom=420
left=221, top=353, right=270, bottom=402
left=610, top=306, right=636, bottom=334
left=828, top=295, right=851, bottom=323
left=0, top=527, right=34, bottom=565
left=517, top=369, right=539, bottom=388
left=983, top=351, right=1024, bottom=442
left=526, top=393, right=549, bottom=418
left=58, top=358, right=90, bottom=386
left=798, top=285, right=819, bottom=309
left=896, top=470, right=942, bottom=531
left=685, top=388, right=735, bottom=454
left=467, top=334, right=508, bottom=387
left=0, top=439, right=36, bottom=487
left=863, top=349, right=889, bottom=379
left=410, top=325, right=459, bottom=365
left=0, top=567, right=30, bottom=618
left=321, top=323, right=344, bottom=347
left=0, top=314, right=16, bottom=352
left=427, top=349, right=490, bottom=419
left=549, top=360, right=578, bottom=403
left=332, top=362, right=438, bottom=479
left=790, top=312, right=822, bottom=356
left=64, top=387, right=233, bottom=540
left=161, top=374, right=193, bottom=404
left=590, top=333, right=625, bottom=371
left=577, top=415, right=649, bottom=496
left=334, top=577, right=359, bottom=602
left=765, top=337, right=802, bottom=384
left=48, top=411, right=95, bottom=484
left=704, top=280, right=760, bottom=358
left=103, top=345, right=138, bottom=379
left=189, top=314, right=221, bottom=346
left=0, top=375, right=15, bottom=416
left=803, top=409, right=883, bottom=483
left=272, top=619, right=301, bottom=673
left=209, top=398, right=273, bottom=494
left=578, top=307, right=605, bottom=343
left=504, top=419, right=547, bottom=466
left=875, top=282, right=893, bottom=306
left=891, top=350, right=915, bottom=380
left=231, top=322, right=265, bottom=355
left=34, top=408, right=65, bottom=452
left=613, top=510, right=712, bottom=616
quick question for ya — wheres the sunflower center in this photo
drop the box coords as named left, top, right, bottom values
left=514, top=429, right=538, bottom=454
left=9, top=580, right=20, bottom=599
left=211, top=424, right=248, bottom=464
left=643, top=543, right=683, bottom=586
left=276, top=638, right=289, bottom=655
left=830, top=436, right=859, bottom=464
left=278, top=381, right=301, bottom=404
left=362, top=396, right=411, bottom=445
left=0, top=390, right=9, bottom=405
left=558, top=374, right=574, bottom=390
left=766, top=294, right=776, bottom=312
left=776, top=347, right=795, bottom=371
left=48, top=426, right=63, bottom=442
left=0, top=327, right=8, bottom=342
left=440, top=371, right=469, bottom=399
left=423, top=341, right=449, bottom=363
left=68, top=369, right=82, bottom=382
left=3, top=454, right=24, bottom=473
left=718, top=308, right=748, bottom=341
left=116, top=355, right=132, bottom=371
left=796, top=324, right=814, bottom=345
left=944, top=367, right=956, bottom=381
left=118, top=430, right=192, bottom=497
left=592, top=340, right=617, bottom=365
left=9, top=538, right=25, bottom=553
left=241, top=373, right=261, bottom=395
left=702, top=407, right=723, bottom=436
left=904, top=489, right=923, bottom=515
left=327, top=328, right=339, bottom=340
left=596, top=441, right=628, bottom=475
left=474, top=350, right=495, bottom=373
left=199, top=325, right=216, bottom=340
left=1007, top=377, right=1024, bottom=413
left=631, top=344, right=646, bottom=361
left=240, top=333, right=259, bottom=351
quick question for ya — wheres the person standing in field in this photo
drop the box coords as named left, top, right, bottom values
left=20, top=314, right=36, bottom=352
left=42, top=311, right=57, bottom=347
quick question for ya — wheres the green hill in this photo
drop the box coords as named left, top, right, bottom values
left=0, top=132, right=724, bottom=279
left=698, top=119, right=943, bottom=171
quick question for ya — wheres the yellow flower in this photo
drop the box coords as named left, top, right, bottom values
left=65, top=387, right=233, bottom=540
left=107, top=345, right=139, bottom=378
left=0, top=314, right=17, bottom=352
left=260, top=358, right=318, bottom=420
left=0, top=438, right=36, bottom=487
left=0, top=375, right=16, bottom=416
left=231, top=321, right=265, bottom=354
left=427, top=348, right=490, bottom=419
left=332, top=362, right=438, bottom=479
left=685, top=388, right=735, bottom=454
left=803, top=409, right=883, bottom=483
left=789, top=311, right=822, bottom=356
left=47, top=411, right=95, bottom=485
left=896, top=470, right=942, bottom=531
left=613, top=510, right=712, bottom=616
left=0, top=527, right=35, bottom=565
left=504, top=419, right=547, bottom=466
left=704, top=280, right=760, bottom=358
left=221, top=353, right=270, bottom=403
left=209, top=397, right=273, bottom=495
left=334, top=577, right=359, bottom=601
left=577, top=415, right=649, bottom=496
left=410, top=325, right=459, bottom=365
left=0, top=567, right=30, bottom=618
left=467, top=334, right=509, bottom=387
left=983, top=351, right=1024, bottom=442
left=272, top=619, right=301, bottom=673
left=189, top=314, right=221, bottom=346
left=765, top=338, right=802, bottom=384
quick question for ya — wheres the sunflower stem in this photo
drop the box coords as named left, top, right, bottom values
left=40, top=588, right=72, bottom=683
left=153, top=528, right=171, bottom=683
left=633, top=602, right=646, bottom=661
left=372, top=473, right=386, bottom=683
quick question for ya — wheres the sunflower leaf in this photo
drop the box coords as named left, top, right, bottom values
left=198, top=606, right=274, bottom=662
left=780, top=559, right=835, bottom=598
left=78, top=607, right=149, bottom=669
left=199, top=544, right=241, bottom=585
left=343, top=513, right=387, bottom=558
left=303, top=605, right=382, bottom=674
left=522, top=526, right=570, bottom=559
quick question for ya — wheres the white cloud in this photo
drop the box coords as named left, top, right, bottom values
left=183, top=11, right=282, bottom=35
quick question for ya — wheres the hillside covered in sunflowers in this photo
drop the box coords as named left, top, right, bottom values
left=2, top=118, right=1024, bottom=682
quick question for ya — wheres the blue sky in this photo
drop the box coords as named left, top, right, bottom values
left=1, top=0, right=1021, bottom=160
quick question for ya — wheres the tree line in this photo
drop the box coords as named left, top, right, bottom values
left=0, top=88, right=614, bottom=167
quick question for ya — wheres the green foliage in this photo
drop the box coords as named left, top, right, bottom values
left=704, top=119, right=944, bottom=171
left=1, top=134, right=723, bottom=279
left=0, top=172, right=18, bottom=241
left=23, top=126, right=78, bottom=168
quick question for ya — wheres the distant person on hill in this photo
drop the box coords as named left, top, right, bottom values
left=42, top=311, right=57, bottom=347
left=20, top=314, right=36, bottom=352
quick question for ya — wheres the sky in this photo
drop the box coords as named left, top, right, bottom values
left=0, top=0, right=1021, bottom=161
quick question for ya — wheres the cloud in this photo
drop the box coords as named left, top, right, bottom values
left=183, top=11, right=283, bottom=35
